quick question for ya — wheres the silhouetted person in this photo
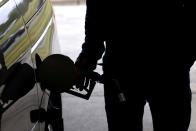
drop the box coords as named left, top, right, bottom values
left=75, top=0, right=193, bottom=131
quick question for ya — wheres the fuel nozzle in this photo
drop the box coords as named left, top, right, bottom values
left=65, top=71, right=103, bottom=100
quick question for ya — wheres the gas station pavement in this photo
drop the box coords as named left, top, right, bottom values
left=52, top=5, right=196, bottom=131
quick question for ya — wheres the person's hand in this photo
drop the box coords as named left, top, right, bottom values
left=74, top=57, right=97, bottom=91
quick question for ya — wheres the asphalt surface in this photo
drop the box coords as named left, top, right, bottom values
left=52, top=5, right=196, bottom=131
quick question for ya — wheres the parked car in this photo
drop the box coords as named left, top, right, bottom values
left=0, top=0, right=63, bottom=130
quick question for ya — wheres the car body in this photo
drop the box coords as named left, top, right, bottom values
left=0, top=0, right=63, bottom=131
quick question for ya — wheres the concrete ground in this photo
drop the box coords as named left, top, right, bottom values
left=52, top=5, right=196, bottom=131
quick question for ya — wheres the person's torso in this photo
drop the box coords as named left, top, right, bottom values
left=100, top=0, right=195, bottom=73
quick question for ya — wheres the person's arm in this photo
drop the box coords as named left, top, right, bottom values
left=78, top=0, right=105, bottom=65
left=75, top=0, right=105, bottom=90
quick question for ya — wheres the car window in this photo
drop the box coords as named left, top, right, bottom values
left=0, top=0, right=30, bottom=68
left=14, top=0, right=45, bottom=24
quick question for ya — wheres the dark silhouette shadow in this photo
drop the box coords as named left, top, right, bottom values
left=75, top=0, right=192, bottom=131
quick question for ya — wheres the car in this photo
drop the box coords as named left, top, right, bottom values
left=0, top=0, right=64, bottom=131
